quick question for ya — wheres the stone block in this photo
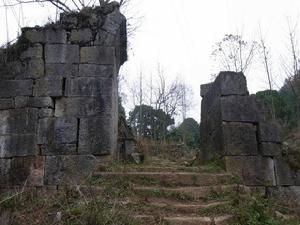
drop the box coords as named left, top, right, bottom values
left=37, top=117, right=78, bottom=145
left=29, top=97, right=54, bottom=108
left=33, top=78, right=63, bottom=97
left=15, top=97, right=54, bottom=108
left=24, top=59, right=44, bottom=78
left=80, top=46, right=115, bottom=65
left=0, top=80, right=33, bottom=97
left=259, top=122, right=281, bottom=143
left=38, top=109, right=53, bottom=118
left=79, top=64, right=114, bottom=77
left=216, top=71, right=248, bottom=96
left=44, top=155, right=96, bottom=185
left=200, top=83, right=213, bottom=97
left=20, top=44, right=43, bottom=59
left=275, top=157, right=296, bottom=186
left=55, top=97, right=106, bottom=117
left=0, top=158, right=11, bottom=185
left=0, top=61, right=26, bottom=79
left=41, top=144, right=77, bottom=156
left=222, top=122, right=258, bottom=156
left=0, top=99, right=14, bottom=109
left=221, top=95, right=263, bottom=123
left=260, top=142, right=281, bottom=156
left=0, top=134, right=38, bottom=158
left=45, top=63, right=79, bottom=77
left=0, top=108, right=38, bottom=135
left=24, top=28, right=67, bottom=44
left=45, top=44, right=79, bottom=64
left=70, top=28, right=93, bottom=43
left=15, top=96, right=29, bottom=108
left=102, top=9, right=126, bottom=35
left=78, top=117, right=112, bottom=155
left=94, top=30, right=116, bottom=46
left=65, top=77, right=112, bottom=97
left=225, top=156, right=276, bottom=186
left=9, top=156, right=45, bottom=186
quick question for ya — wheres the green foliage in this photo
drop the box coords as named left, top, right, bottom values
left=168, top=118, right=200, bottom=148
left=256, top=90, right=287, bottom=120
left=232, top=195, right=281, bottom=225
left=128, top=104, right=174, bottom=140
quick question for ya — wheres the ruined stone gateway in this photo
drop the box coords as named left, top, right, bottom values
left=0, top=3, right=127, bottom=186
left=200, top=72, right=300, bottom=195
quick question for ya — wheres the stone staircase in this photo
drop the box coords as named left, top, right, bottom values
left=88, top=156, right=238, bottom=225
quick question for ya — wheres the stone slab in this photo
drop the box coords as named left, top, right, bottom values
left=216, top=71, right=248, bottom=96
left=94, top=30, right=116, bottom=46
left=260, top=142, right=281, bottom=156
left=44, top=155, right=96, bottom=185
left=38, top=109, right=53, bottom=118
left=0, top=108, right=38, bottom=135
left=259, top=122, right=281, bottom=143
left=78, top=117, right=112, bottom=155
left=79, top=64, right=114, bottom=77
left=0, top=158, right=11, bottom=185
left=224, top=156, right=276, bottom=186
left=221, top=95, right=263, bottom=122
left=200, top=83, right=213, bottom=97
left=45, top=63, right=79, bottom=77
left=70, top=28, right=93, bottom=43
left=0, top=134, right=38, bottom=158
left=33, top=78, right=63, bottom=97
left=20, top=44, right=43, bottom=59
left=45, top=44, right=79, bottom=64
left=0, top=80, right=33, bottom=97
left=80, top=46, right=115, bottom=65
left=0, top=99, right=14, bottom=109
left=275, top=157, right=298, bottom=186
left=55, top=97, right=108, bottom=117
left=24, top=28, right=67, bottom=44
left=37, top=117, right=78, bottom=145
left=23, top=58, right=44, bottom=78
left=40, top=144, right=77, bottom=156
left=222, top=122, right=258, bottom=156
left=65, top=77, right=113, bottom=97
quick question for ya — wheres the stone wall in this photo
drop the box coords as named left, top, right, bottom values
left=200, top=72, right=300, bottom=190
left=0, top=3, right=127, bottom=187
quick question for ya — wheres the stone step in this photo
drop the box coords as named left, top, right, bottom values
left=133, top=197, right=230, bottom=214
left=96, top=165, right=224, bottom=173
left=133, top=215, right=234, bottom=225
left=91, top=172, right=234, bottom=187
left=132, top=185, right=238, bottom=200
left=96, top=165, right=201, bottom=172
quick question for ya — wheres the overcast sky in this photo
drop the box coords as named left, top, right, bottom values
left=1, top=0, right=300, bottom=123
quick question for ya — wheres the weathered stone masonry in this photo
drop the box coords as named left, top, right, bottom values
left=0, top=4, right=127, bottom=187
left=200, top=72, right=300, bottom=193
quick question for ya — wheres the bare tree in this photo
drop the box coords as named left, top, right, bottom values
left=281, top=19, right=300, bottom=127
left=212, top=34, right=259, bottom=75
left=258, top=28, right=276, bottom=119
left=153, top=64, right=192, bottom=120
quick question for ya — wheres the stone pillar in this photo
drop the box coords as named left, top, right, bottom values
left=200, top=71, right=299, bottom=187
left=0, top=3, right=127, bottom=186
